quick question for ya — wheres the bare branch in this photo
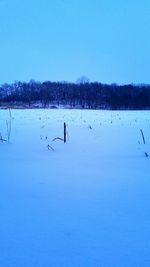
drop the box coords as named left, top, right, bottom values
left=52, top=137, right=64, bottom=142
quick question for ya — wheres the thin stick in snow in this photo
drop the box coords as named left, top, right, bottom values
left=48, top=144, right=54, bottom=151
left=64, top=122, right=66, bottom=143
left=52, top=137, right=64, bottom=142
left=52, top=123, right=67, bottom=143
left=140, top=129, right=146, bottom=145
left=6, top=108, right=12, bottom=143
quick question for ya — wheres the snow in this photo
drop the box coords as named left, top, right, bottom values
left=0, top=109, right=150, bottom=267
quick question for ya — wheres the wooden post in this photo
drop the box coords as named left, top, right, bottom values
left=64, top=122, right=66, bottom=143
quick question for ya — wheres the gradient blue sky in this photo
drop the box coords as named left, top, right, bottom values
left=0, top=0, right=149, bottom=84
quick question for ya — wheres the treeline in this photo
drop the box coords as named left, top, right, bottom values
left=0, top=80, right=150, bottom=109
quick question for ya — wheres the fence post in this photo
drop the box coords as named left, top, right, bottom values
left=64, top=122, right=66, bottom=143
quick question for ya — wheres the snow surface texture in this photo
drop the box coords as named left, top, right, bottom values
left=0, top=109, right=150, bottom=267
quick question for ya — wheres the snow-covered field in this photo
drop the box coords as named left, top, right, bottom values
left=0, top=109, right=150, bottom=267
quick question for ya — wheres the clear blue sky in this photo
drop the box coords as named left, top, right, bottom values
left=0, top=0, right=149, bottom=84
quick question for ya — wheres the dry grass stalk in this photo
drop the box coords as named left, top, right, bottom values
left=47, top=144, right=54, bottom=151
left=6, top=108, right=12, bottom=143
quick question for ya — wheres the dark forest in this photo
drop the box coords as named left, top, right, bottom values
left=0, top=80, right=150, bottom=109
